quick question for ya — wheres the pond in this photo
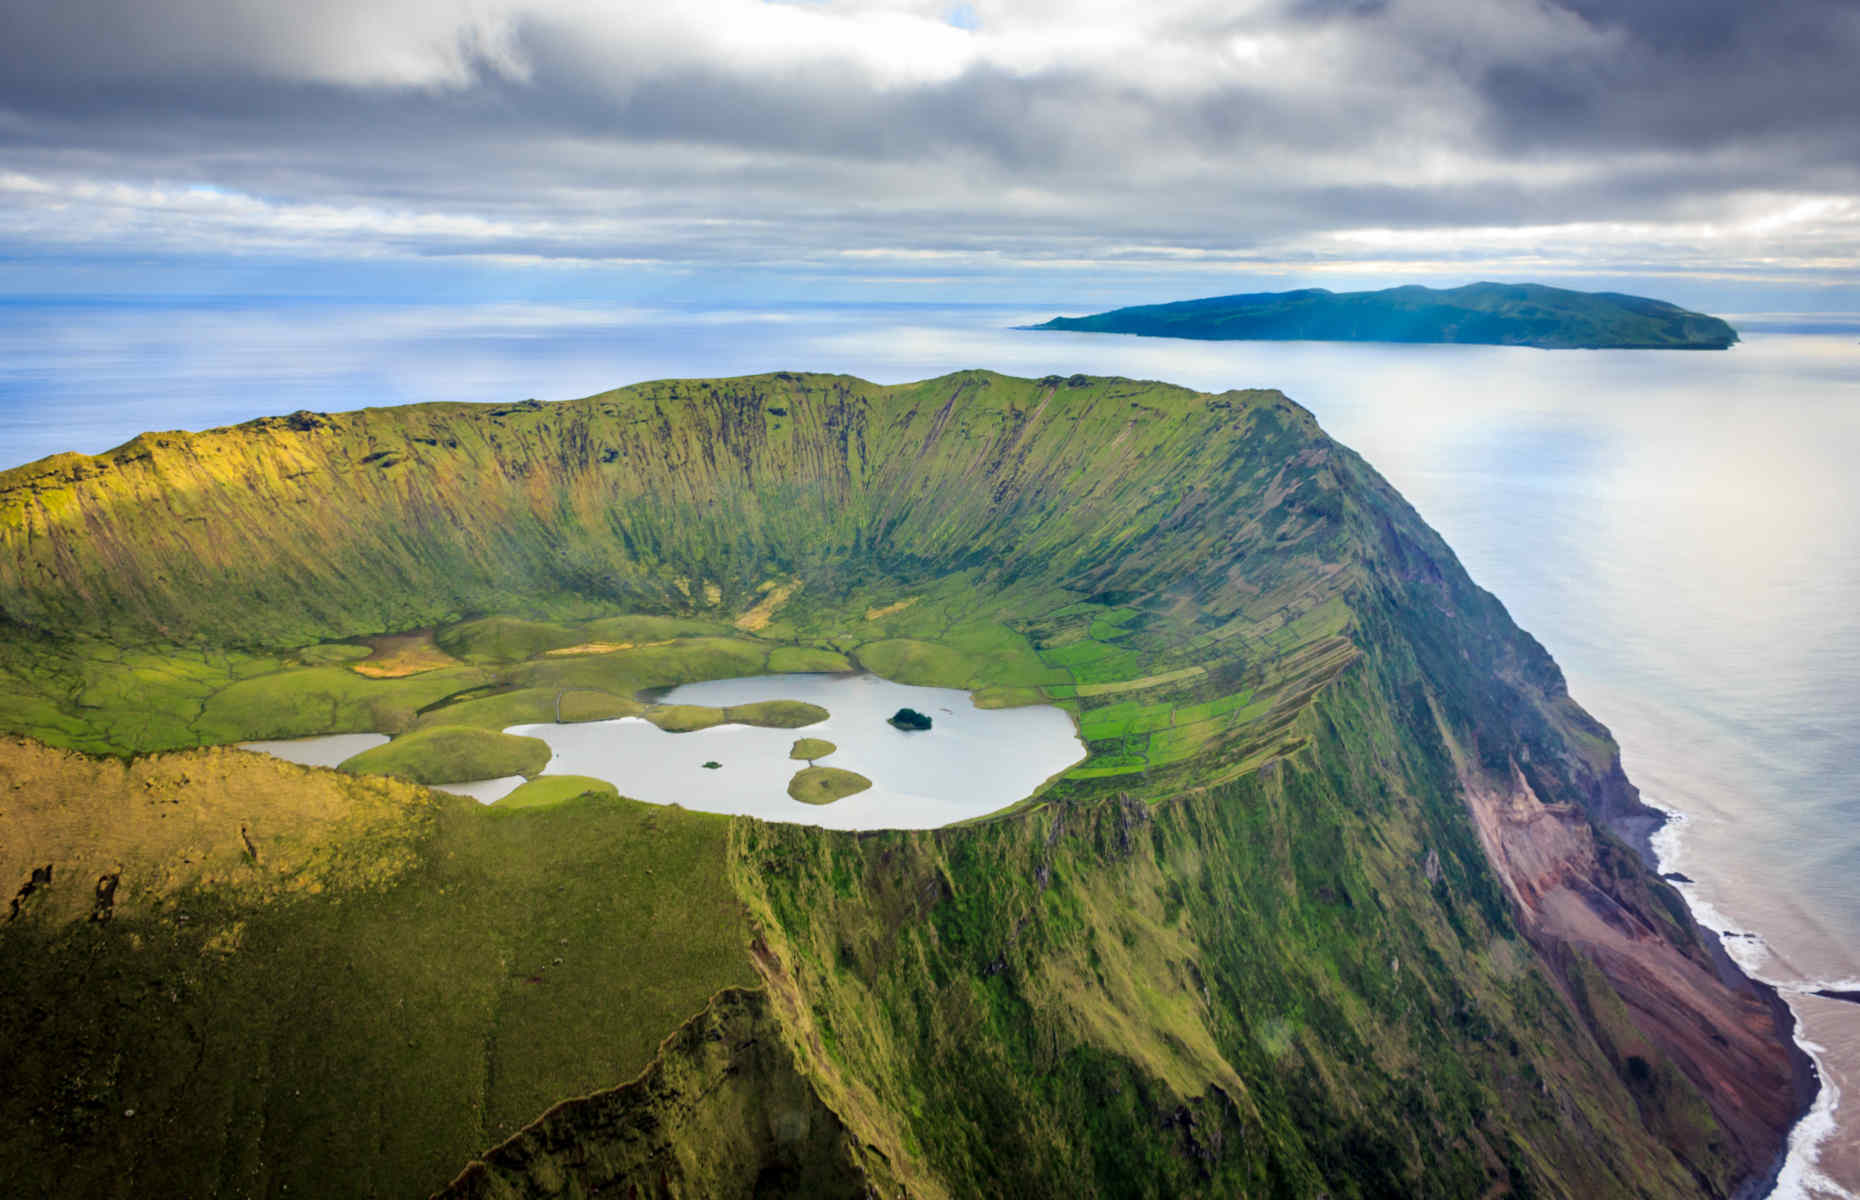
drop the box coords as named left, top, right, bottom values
left=236, top=673, right=1086, bottom=828
left=509, top=672, right=1084, bottom=830
left=239, top=733, right=388, bottom=768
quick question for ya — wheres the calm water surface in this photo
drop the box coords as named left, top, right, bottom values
left=239, top=732, right=386, bottom=767
left=13, top=299, right=1859, bottom=1196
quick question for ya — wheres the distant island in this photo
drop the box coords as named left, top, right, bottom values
left=1023, top=281, right=1739, bottom=349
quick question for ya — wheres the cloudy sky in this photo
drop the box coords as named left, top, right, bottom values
left=3, top=0, right=1857, bottom=307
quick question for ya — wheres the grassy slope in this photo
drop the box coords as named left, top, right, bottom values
left=0, top=372, right=1353, bottom=776
left=727, top=699, right=830, bottom=728
left=0, top=372, right=1329, bottom=651
left=733, top=662, right=1703, bottom=1198
left=338, top=723, right=551, bottom=784
left=0, top=740, right=755, bottom=1197
left=1031, top=282, right=1740, bottom=349
left=497, top=774, right=621, bottom=809
left=791, top=737, right=836, bottom=761
left=0, top=371, right=1799, bottom=1197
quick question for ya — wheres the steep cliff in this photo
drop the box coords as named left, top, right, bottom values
left=0, top=371, right=1808, bottom=1196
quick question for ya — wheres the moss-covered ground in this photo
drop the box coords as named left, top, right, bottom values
left=790, top=737, right=836, bottom=761
left=725, top=699, right=828, bottom=728
left=768, top=645, right=853, bottom=673
left=497, top=774, right=622, bottom=809
left=338, top=724, right=552, bottom=784
left=0, top=741, right=755, bottom=1198
left=787, top=765, right=873, bottom=805
left=641, top=703, right=728, bottom=732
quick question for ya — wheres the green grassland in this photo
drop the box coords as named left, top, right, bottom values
left=790, top=737, right=836, bottom=761
left=642, top=703, right=728, bottom=732
left=498, top=775, right=622, bottom=809
left=724, top=699, right=829, bottom=728
left=768, top=645, right=854, bottom=673
left=410, top=685, right=639, bottom=731
left=338, top=724, right=552, bottom=785
left=0, top=740, right=755, bottom=1198
left=436, top=616, right=587, bottom=662
left=787, top=765, right=872, bottom=805
left=0, top=371, right=1798, bottom=1198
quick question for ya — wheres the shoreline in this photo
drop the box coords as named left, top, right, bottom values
left=1625, top=802, right=1833, bottom=1199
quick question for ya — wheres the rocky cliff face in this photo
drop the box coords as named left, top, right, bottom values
left=1340, top=435, right=1813, bottom=1196
left=0, top=371, right=1810, bottom=1196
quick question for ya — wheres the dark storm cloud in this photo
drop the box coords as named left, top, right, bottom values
left=1476, top=0, right=1860, bottom=155
left=0, top=0, right=1851, bottom=278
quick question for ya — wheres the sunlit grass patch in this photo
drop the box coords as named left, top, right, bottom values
left=854, top=638, right=973, bottom=687
left=517, top=637, right=769, bottom=694
left=734, top=577, right=801, bottom=632
left=558, top=689, right=643, bottom=723
left=197, top=665, right=487, bottom=742
left=1072, top=666, right=1206, bottom=698
left=351, top=631, right=459, bottom=678
left=582, top=613, right=735, bottom=643
left=496, top=775, right=620, bottom=810
left=972, top=685, right=1045, bottom=709
left=411, top=685, right=558, bottom=731
left=1067, top=752, right=1150, bottom=778
left=436, top=617, right=583, bottom=663
left=790, top=737, right=836, bottom=762
left=787, top=765, right=872, bottom=805
left=725, top=699, right=828, bottom=728
left=340, top=724, right=551, bottom=785
left=864, top=598, right=918, bottom=621
left=542, top=641, right=646, bottom=657
left=858, top=627, right=1062, bottom=691
left=768, top=645, right=853, bottom=673
left=643, top=704, right=727, bottom=733
left=1076, top=698, right=1175, bottom=742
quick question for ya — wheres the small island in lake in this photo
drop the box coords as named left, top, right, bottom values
left=787, top=765, right=873, bottom=805
left=1023, top=281, right=1739, bottom=349
left=789, top=737, right=836, bottom=762
left=888, top=707, right=933, bottom=731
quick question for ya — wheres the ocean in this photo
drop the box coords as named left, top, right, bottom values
left=4, top=297, right=1856, bottom=1195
